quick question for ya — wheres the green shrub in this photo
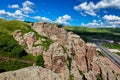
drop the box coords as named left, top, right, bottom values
left=67, top=56, right=72, bottom=71
left=40, top=37, right=53, bottom=51
left=69, top=74, right=74, bottom=80
left=96, top=74, right=102, bottom=80
left=78, top=69, right=83, bottom=75
left=35, top=54, right=44, bottom=67
left=0, top=60, right=32, bottom=72
left=11, top=45, right=27, bottom=57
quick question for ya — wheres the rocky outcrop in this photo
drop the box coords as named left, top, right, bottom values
left=0, top=66, right=62, bottom=80
left=13, top=30, right=44, bottom=56
left=11, top=22, right=120, bottom=80
left=13, top=30, right=26, bottom=46
left=23, top=32, right=36, bottom=49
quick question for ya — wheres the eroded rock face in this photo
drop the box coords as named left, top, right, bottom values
left=23, top=32, right=36, bottom=49
left=0, top=66, right=62, bottom=80
left=13, top=30, right=26, bottom=46
left=13, top=30, right=43, bottom=55
left=11, top=22, right=120, bottom=80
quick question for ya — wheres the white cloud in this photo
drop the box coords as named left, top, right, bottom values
left=14, top=10, right=23, bottom=16
left=0, top=0, right=35, bottom=20
left=8, top=4, right=19, bottom=9
left=74, top=0, right=120, bottom=16
left=103, top=15, right=120, bottom=27
left=0, top=10, right=6, bottom=15
left=82, top=15, right=120, bottom=28
left=0, top=9, right=28, bottom=21
left=109, top=21, right=120, bottom=25
left=21, top=7, right=34, bottom=13
left=56, top=15, right=71, bottom=25
left=22, top=0, right=34, bottom=8
left=21, top=0, right=35, bottom=13
left=33, top=16, right=51, bottom=22
left=103, top=15, right=120, bottom=21
left=74, top=2, right=96, bottom=16
left=81, top=20, right=104, bottom=27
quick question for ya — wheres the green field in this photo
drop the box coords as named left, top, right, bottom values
left=65, top=26, right=120, bottom=40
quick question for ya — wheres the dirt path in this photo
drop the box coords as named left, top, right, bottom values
left=0, top=55, right=34, bottom=64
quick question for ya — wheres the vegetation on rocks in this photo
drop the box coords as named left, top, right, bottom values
left=0, top=19, right=37, bottom=72
left=0, top=60, right=32, bottom=73
left=69, top=74, right=74, bottom=80
left=35, top=54, right=44, bottom=67
left=96, top=74, right=102, bottom=80
left=40, top=37, right=54, bottom=51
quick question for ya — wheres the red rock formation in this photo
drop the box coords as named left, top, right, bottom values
left=12, top=22, right=120, bottom=80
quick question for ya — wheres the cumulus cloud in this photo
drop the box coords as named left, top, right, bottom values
left=74, top=0, right=120, bottom=16
left=0, top=10, right=6, bottom=15
left=74, top=2, right=96, bottom=16
left=21, top=7, right=34, bottom=13
left=81, top=20, right=104, bottom=27
left=0, top=0, right=35, bottom=20
left=56, top=15, right=71, bottom=25
left=0, top=9, right=28, bottom=20
left=22, top=0, right=34, bottom=8
left=8, top=4, right=19, bottom=9
left=33, top=16, right=51, bottom=22
left=21, top=0, right=35, bottom=13
left=103, top=15, right=120, bottom=27
left=82, top=15, right=120, bottom=28
left=103, top=15, right=120, bottom=21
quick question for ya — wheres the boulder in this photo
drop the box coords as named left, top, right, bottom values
left=0, top=66, right=62, bottom=80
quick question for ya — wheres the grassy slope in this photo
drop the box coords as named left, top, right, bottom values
left=0, top=20, right=35, bottom=72
left=0, top=20, right=34, bottom=35
left=0, top=19, right=54, bottom=72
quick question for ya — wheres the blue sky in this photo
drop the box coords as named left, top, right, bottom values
left=0, top=0, right=120, bottom=27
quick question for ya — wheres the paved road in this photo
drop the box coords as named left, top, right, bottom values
left=95, top=42, right=120, bottom=69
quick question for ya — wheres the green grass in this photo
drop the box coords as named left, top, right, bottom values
left=0, top=18, right=5, bottom=23
left=114, top=52, right=120, bottom=56
left=0, top=60, right=32, bottom=73
left=35, top=54, right=44, bottom=67
left=40, top=36, right=54, bottom=51
left=0, top=20, right=32, bottom=34
left=97, top=51, right=105, bottom=57
left=96, top=74, right=102, bottom=80
left=67, top=56, right=72, bottom=71
left=65, top=26, right=120, bottom=40
left=69, top=74, right=74, bottom=80
left=21, top=54, right=35, bottom=61
left=0, top=19, right=36, bottom=72
left=103, top=43, right=120, bottom=51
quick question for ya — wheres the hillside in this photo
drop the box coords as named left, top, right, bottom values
left=0, top=20, right=36, bottom=72
left=0, top=20, right=120, bottom=80
left=65, top=26, right=120, bottom=40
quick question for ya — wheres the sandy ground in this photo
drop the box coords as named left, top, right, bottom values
left=107, top=49, right=120, bottom=53
left=99, top=56, right=120, bottom=74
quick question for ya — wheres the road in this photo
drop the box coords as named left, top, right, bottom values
left=95, top=42, right=120, bottom=69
